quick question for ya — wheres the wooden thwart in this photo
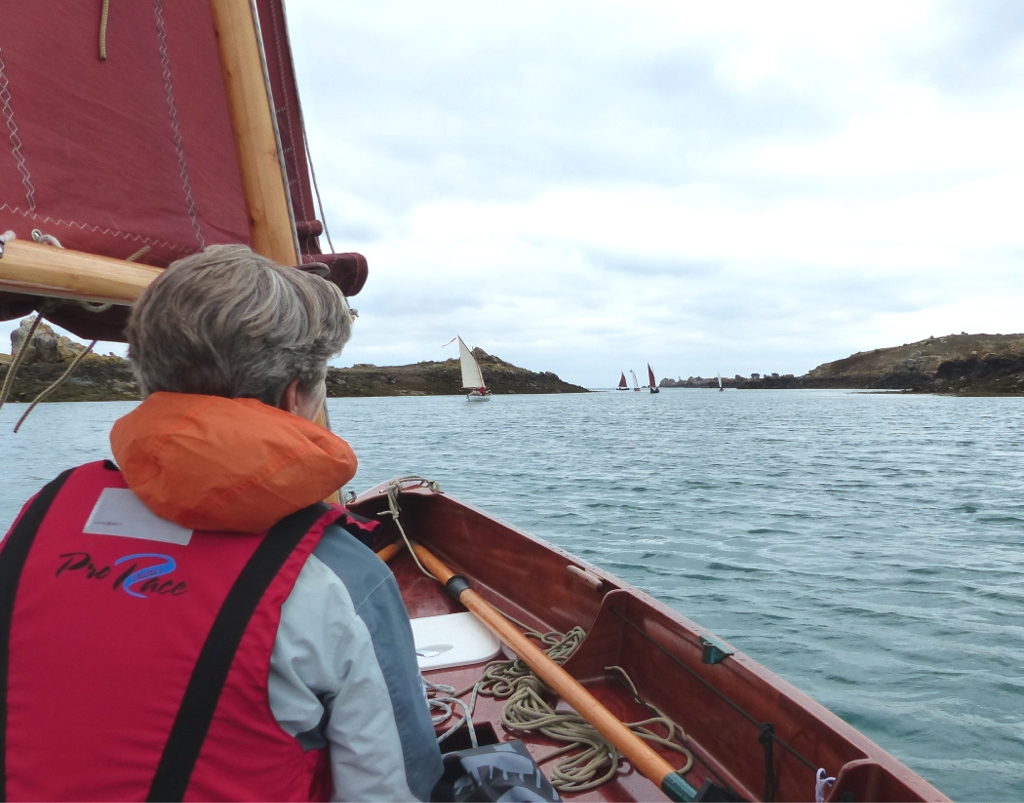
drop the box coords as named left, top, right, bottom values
left=410, top=542, right=697, bottom=802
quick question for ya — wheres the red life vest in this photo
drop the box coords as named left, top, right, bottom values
left=0, top=460, right=348, bottom=801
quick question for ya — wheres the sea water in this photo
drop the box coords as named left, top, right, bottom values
left=1, top=389, right=1021, bottom=802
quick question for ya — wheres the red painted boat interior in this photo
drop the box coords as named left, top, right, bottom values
left=349, top=483, right=948, bottom=803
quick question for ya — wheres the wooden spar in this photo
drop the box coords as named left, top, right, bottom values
left=410, top=542, right=697, bottom=802
left=0, top=240, right=160, bottom=304
left=210, top=0, right=344, bottom=500
left=209, top=0, right=298, bottom=267
left=375, top=542, right=405, bottom=563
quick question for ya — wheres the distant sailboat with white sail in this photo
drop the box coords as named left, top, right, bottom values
left=718, top=373, right=724, bottom=392
left=444, top=336, right=492, bottom=401
left=630, top=369, right=641, bottom=391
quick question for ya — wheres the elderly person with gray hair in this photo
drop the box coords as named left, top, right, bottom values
left=0, top=245, right=443, bottom=801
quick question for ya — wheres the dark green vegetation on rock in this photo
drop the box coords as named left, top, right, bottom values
left=661, top=333, right=1024, bottom=395
left=0, top=322, right=586, bottom=401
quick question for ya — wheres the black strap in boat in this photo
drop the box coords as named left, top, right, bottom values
left=0, top=468, right=75, bottom=802
left=147, top=501, right=331, bottom=802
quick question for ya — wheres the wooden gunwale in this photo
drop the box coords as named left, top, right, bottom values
left=349, top=480, right=949, bottom=803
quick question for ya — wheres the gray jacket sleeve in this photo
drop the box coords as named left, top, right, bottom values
left=268, top=523, right=443, bottom=802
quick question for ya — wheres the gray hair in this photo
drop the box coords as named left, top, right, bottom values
left=127, top=244, right=351, bottom=406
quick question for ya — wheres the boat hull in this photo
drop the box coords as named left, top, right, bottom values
left=466, top=392, right=492, bottom=401
left=350, top=480, right=947, bottom=803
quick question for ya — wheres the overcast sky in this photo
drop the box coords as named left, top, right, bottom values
left=4, top=0, right=1024, bottom=387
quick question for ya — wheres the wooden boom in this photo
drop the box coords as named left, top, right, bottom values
left=0, top=239, right=160, bottom=305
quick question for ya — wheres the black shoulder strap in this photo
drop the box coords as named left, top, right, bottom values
left=0, top=468, right=75, bottom=802
left=147, top=502, right=331, bottom=802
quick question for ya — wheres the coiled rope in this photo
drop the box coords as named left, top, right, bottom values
left=386, top=476, right=693, bottom=793
left=475, top=630, right=692, bottom=793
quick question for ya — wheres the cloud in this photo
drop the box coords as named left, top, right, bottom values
left=899, top=0, right=1024, bottom=96
left=8, top=1, right=1023, bottom=392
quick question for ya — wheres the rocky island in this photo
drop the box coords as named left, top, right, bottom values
left=661, top=332, right=1024, bottom=395
left=0, top=320, right=587, bottom=402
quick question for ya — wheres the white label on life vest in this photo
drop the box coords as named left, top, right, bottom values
left=84, top=488, right=193, bottom=546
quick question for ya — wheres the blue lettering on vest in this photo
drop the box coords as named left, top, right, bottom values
left=113, top=553, right=177, bottom=599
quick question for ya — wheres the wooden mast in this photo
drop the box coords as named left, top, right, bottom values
left=209, top=0, right=298, bottom=267
left=210, top=0, right=340, bottom=501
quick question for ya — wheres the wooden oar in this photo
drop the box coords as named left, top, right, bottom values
left=410, top=542, right=698, bottom=802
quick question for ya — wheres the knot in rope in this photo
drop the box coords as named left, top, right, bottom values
left=377, top=476, right=442, bottom=580
left=815, top=768, right=836, bottom=803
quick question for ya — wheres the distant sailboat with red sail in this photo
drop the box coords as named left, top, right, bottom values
left=617, top=372, right=629, bottom=390
left=648, top=363, right=660, bottom=394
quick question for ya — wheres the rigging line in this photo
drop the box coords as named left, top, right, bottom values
left=13, top=341, right=97, bottom=433
left=125, top=244, right=151, bottom=263
left=99, top=0, right=110, bottom=61
left=272, top=0, right=333, bottom=254
left=302, top=123, right=334, bottom=255
left=0, top=305, right=55, bottom=413
left=608, top=606, right=818, bottom=772
left=267, top=1, right=307, bottom=220
left=378, top=477, right=440, bottom=581
left=246, top=0, right=301, bottom=261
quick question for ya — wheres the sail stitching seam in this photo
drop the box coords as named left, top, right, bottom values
left=0, top=50, right=36, bottom=212
left=0, top=203, right=188, bottom=252
left=153, top=0, right=205, bottom=249
left=268, top=5, right=311, bottom=222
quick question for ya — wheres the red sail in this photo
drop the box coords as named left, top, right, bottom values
left=618, top=372, right=627, bottom=388
left=0, top=1, right=364, bottom=340
left=0, top=1, right=248, bottom=266
left=647, top=363, right=657, bottom=387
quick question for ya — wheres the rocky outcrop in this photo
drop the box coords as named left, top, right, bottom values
left=326, top=349, right=587, bottom=397
left=10, top=318, right=101, bottom=364
left=1, top=324, right=586, bottom=401
left=668, top=333, right=1024, bottom=395
left=0, top=321, right=140, bottom=402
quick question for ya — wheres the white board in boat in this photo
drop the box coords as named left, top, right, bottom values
left=410, top=611, right=501, bottom=670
